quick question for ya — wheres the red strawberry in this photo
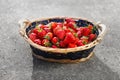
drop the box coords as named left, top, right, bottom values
left=38, top=29, right=47, bottom=39
left=76, top=27, right=84, bottom=32
left=68, top=43, right=77, bottom=48
left=29, top=33, right=37, bottom=41
left=89, top=34, right=96, bottom=41
left=64, top=28, right=71, bottom=33
left=51, top=22, right=57, bottom=29
left=53, top=26, right=61, bottom=35
left=52, top=37, right=59, bottom=44
left=77, top=31, right=82, bottom=38
left=32, top=28, right=38, bottom=34
left=88, top=25, right=93, bottom=30
left=83, top=27, right=91, bottom=36
left=44, top=27, right=51, bottom=32
left=65, top=18, right=75, bottom=23
left=74, top=38, right=79, bottom=44
left=52, top=45, right=57, bottom=48
left=39, top=24, right=45, bottom=29
left=34, top=39, right=41, bottom=45
left=77, top=40, right=84, bottom=46
left=63, top=32, right=76, bottom=44
left=57, top=23, right=63, bottom=27
left=56, top=29, right=65, bottom=40
left=42, top=39, right=52, bottom=47
left=67, top=22, right=77, bottom=31
left=59, top=41, right=66, bottom=48
left=63, top=21, right=68, bottom=26
left=63, top=26, right=71, bottom=33
left=44, top=32, right=53, bottom=40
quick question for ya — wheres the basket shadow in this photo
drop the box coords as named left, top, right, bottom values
left=32, top=53, right=120, bottom=80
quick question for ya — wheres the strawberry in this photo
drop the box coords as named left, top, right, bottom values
left=44, top=32, right=53, bottom=40
left=77, top=31, right=82, bottom=38
left=63, top=32, right=76, bottom=44
left=59, top=41, right=66, bottom=48
left=44, top=27, right=51, bottom=32
left=57, top=23, right=63, bottom=27
left=65, top=18, right=75, bottom=23
left=52, top=45, right=57, bottom=48
left=76, top=27, right=84, bottom=32
left=29, top=33, right=37, bottom=41
left=52, top=37, right=59, bottom=44
left=63, top=21, right=68, bottom=26
left=68, top=43, right=77, bottom=48
left=64, top=28, right=71, bottom=33
left=67, top=22, right=77, bottom=32
left=74, top=38, right=79, bottom=44
left=51, top=22, right=57, bottom=30
left=38, top=29, right=47, bottom=39
left=39, top=24, right=45, bottom=29
left=83, top=27, right=91, bottom=36
left=42, top=39, right=52, bottom=47
left=89, top=34, right=96, bottom=41
left=34, top=39, right=41, bottom=45
left=32, top=28, right=39, bottom=34
left=56, top=29, right=65, bottom=40
left=77, top=40, right=84, bottom=46
left=53, top=26, right=61, bottom=35
left=88, top=25, right=93, bottom=30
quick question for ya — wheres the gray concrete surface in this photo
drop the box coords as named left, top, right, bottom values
left=0, top=0, right=120, bottom=80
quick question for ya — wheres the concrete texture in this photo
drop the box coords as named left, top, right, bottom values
left=0, top=0, right=120, bottom=80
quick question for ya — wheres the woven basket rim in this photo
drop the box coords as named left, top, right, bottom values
left=19, top=17, right=106, bottom=54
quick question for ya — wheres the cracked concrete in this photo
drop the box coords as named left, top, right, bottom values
left=0, top=0, right=120, bottom=80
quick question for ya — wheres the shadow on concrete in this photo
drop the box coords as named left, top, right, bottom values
left=32, top=53, right=120, bottom=80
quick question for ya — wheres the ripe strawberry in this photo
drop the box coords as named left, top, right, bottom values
left=63, top=21, right=68, bottom=26
left=51, top=22, right=57, bottom=30
left=44, top=27, right=51, bottom=32
left=53, top=26, right=61, bottom=35
left=38, top=29, right=47, bottom=39
left=59, top=41, right=66, bottom=48
left=89, top=34, right=96, bottom=41
left=67, top=22, right=77, bottom=32
left=32, top=28, right=39, bottom=34
left=76, top=27, right=84, bottom=32
left=57, top=23, right=63, bottom=27
left=64, top=28, right=71, bottom=33
left=29, top=33, right=37, bottom=41
left=39, top=24, right=45, bottom=29
left=83, top=27, right=91, bottom=36
left=63, top=32, right=76, bottom=44
left=68, top=43, right=77, bottom=48
left=74, top=38, right=79, bottom=44
left=44, top=32, right=53, bottom=40
left=65, top=18, right=75, bottom=23
left=52, top=37, right=59, bottom=44
left=77, top=40, right=84, bottom=46
left=52, top=45, right=57, bottom=48
left=88, top=25, right=93, bottom=30
left=34, top=39, right=41, bottom=45
left=77, top=31, right=82, bottom=38
left=56, top=29, right=65, bottom=40
left=42, top=39, right=52, bottom=47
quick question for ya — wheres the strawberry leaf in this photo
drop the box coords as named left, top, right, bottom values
left=44, top=35, right=50, bottom=40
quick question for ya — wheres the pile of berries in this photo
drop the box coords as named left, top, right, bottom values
left=29, top=18, right=97, bottom=48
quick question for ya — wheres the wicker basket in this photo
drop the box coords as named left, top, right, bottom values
left=19, top=17, right=106, bottom=63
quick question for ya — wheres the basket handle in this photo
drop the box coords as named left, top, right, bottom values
left=96, top=22, right=107, bottom=43
left=18, top=19, right=30, bottom=39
